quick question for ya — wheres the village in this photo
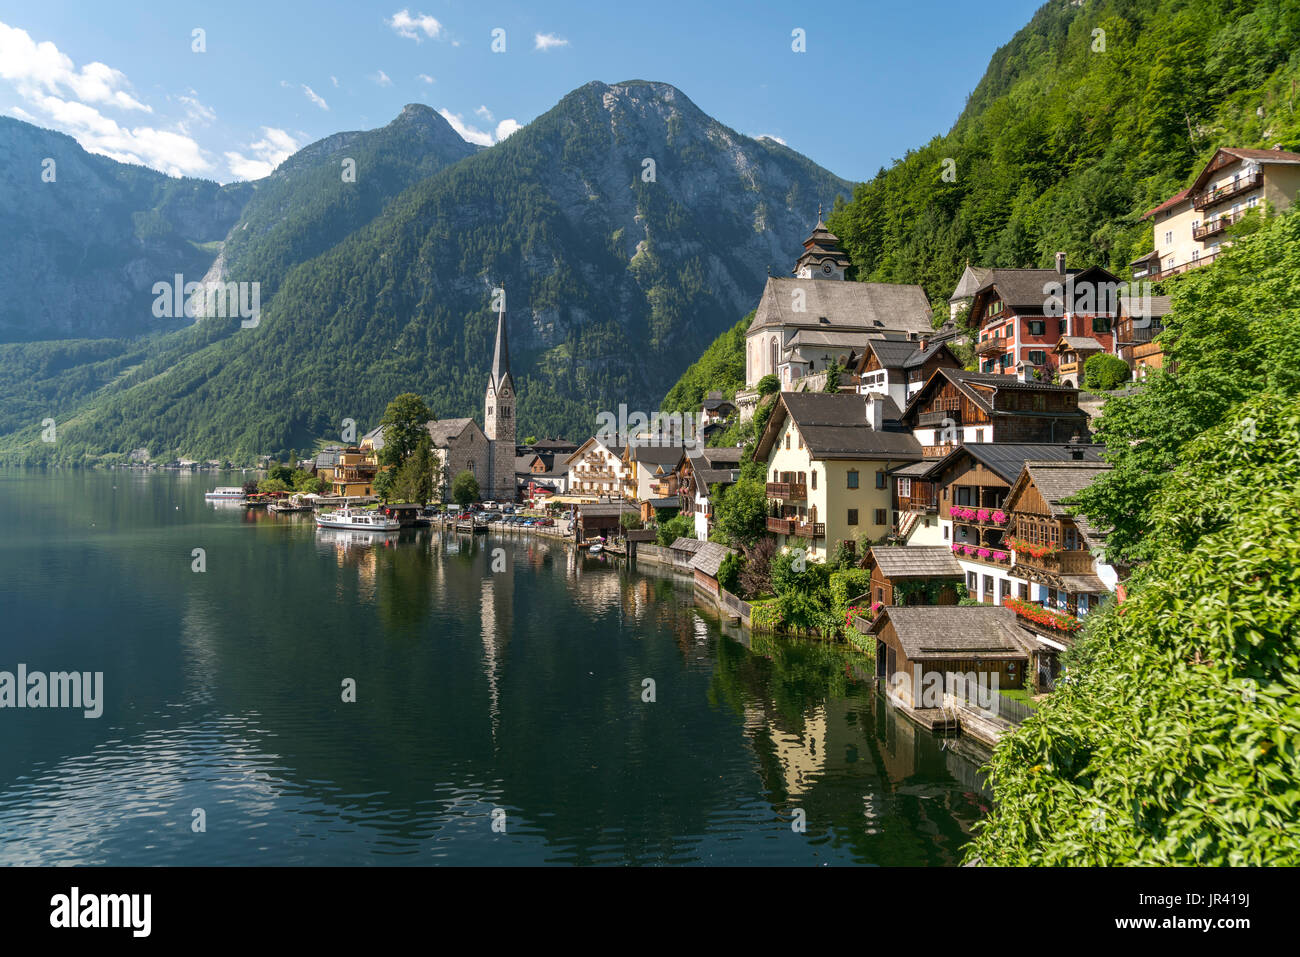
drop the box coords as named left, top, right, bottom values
left=211, top=143, right=1298, bottom=749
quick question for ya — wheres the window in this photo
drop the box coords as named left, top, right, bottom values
left=1000, top=579, right=1011, bottom=600
left=874, top=508, right=887, bottom=525
left=875, top=470, right=886, bottom=490
left=810, top=471, right=817, bottom=490
left=847, top=470, right=859, bottom=489
left=1092, top=315, right=1112, bottom=333
left=897, top=477, right=911, bottom=498
left=967, top=571, right=978, bottom=592
left=1028, top=350, right=1047, bottom=366
left=875, top=587, right=883, bottom=604
left=798, top=433, right=804, bottom=449
left=1028, top=320, right=1046, bottom=336
left=975, top=429, right=985, bottom=443
left=1164, top=230, right=1173, bottom=245
left=847, top=509, right=859, bottom=526
left=983, top=575, right=994, bottom=597
left=785, top=434, right=790, bottom=450
left=943, top=525, right=949, bottom=540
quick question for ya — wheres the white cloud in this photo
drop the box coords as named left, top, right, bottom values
left=475, top=105, right=492, bottom=121
left=330, top=75, right=339, bottom=88
left=437, top=108, right=521, bottom=147
left=32, top=93, right=211, bottom=176
left=387, top=10, right=442, bottom=41
left=534, top=33, right=568, bottom=51
left=417, top=73, right=434, bottom=84
left=177, top=91, right=216, bottom=125
left=757, top=133, right=787, bottom=146
left=224, top=127, right=301, bottom=181
left=302, top=84, right=329, bottom=110
left=0, top=22, right=151, bottom=112
left=374, top=70, right=393, bottom=87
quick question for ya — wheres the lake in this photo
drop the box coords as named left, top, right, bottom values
left=0, top=469, right=989, bottom=865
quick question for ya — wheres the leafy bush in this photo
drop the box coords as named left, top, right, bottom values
left=756, top=374, right=780, bottom=397
left=717, top=551, right=742, bottom=594
left=1083, top=353, right=1131, bottom=392
left=655, top=513, right=694, bottom=547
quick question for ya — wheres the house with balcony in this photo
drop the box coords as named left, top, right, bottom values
left=679, top=446, right=743, bottom=540
left=1131, top=146, right=1300, bottom=281
left=900, top=368, right=1090, bottom=458
left=623, top=443, right=686, bottom=503
left=947, top=263, right=993, bottom=322
left=903, top=442, right=1106, bottom=606
left=1115, top=294, right=1172, bottom=380
left=1052, top=337, right=1106, bottom=388
left=967, top=255, right=1120, bottom=379
left=565, top=437, right=633, bottom=501
left=754, top=392, right=922, bottom=562
left=853, top=334, right=963, bottom=411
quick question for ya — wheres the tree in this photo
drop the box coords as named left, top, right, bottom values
left=619, top=512, right=643, bottom=531
left=823, top=363, right=843, bottom=393
left=655, top=513, right=693, bottom=546
left=241, top=479, right=260, bottom=496
left=392, top=434, right=434, bottom=503
left=451, top=469, right=479, bottom=508
left=379, top=393, right=433, bottom=470
left=268, top=463, right=294, bottom=483
left=717, top=551, right=742, bottom=594
left=1083, top=353, right=1131, bottom=391
left=372, top=468, right=395, bottom=501
left=257, top=477, right=290, bottom=493
left=738, top=537, right=776, bottom=598
left=712, top=477, right=769, bottom=546
left=756, top=374, right=780, bottom=397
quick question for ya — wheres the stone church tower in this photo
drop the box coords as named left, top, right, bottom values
left=484, top=292, right=516, bottom=502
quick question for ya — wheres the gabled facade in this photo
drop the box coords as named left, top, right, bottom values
left=754, top=392, right=922, bottom=561
left=679, top=446, right=743, bottom=540
left=968, top=257, right=1119, bottom=378
left=1133, top=147, right=1300, bottom=281
left=565, top=437, right=632, bottom=500
left=623, top=443, right=686, bottom=502
left=900, top=368, right=1089, bottom=456
left=1052, top=336, right=1106, bottom=389
left=854, top=334, right=963, bottom=410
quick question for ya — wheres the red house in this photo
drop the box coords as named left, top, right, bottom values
left=967, top=254, right=1120, bottom=380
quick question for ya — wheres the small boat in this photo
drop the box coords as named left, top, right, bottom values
left=588, top=542, right=604, bottom=554
left=316, top=507, right=400, bottom=531
left=205, top=486, right=245, bottom=500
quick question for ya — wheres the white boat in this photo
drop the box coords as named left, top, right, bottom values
left=316, top=507, right=400, bottom=531
left=588, top=542, right=603, bottom=554
left=205, top=486, right=245, bottom=500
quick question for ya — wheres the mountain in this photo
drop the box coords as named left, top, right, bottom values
left=662, top=0, right=1300, bottom=406
left=1, top=80, right=852, bottom=463
left=0, top=118, right=252, bottom=341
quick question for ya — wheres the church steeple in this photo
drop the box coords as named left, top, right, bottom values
left=490, top=288, right=512, bottom=392
left=794, top=209, right=850, bottom=280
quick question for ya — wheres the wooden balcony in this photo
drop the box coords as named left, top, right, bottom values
left=1057, top=360, right=1081, bottom=380
left=1192, top=171, right=1262, bottom=210
left=917, top=409, right=961, bottom=427
left=975, top=336, right=1007, bottom=356
left=1015, top=549, right=1096, bottom=576
left=766, top=516, right=796, bottom=535
left=1151, top=252, right=1218, bottom=281
left=766, top=481, right=807, bottom=500
left=922, top=443, right=959, bottom=457
left=792, top=521, right=825, bottom=539
left=897, top=495, right=937, bottom=512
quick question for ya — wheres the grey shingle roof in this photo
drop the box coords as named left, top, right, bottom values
left=766, top=392, right=922, bottom=460
left=948, top=264, right=994, bottom=302
left=425, top=418, right=477, bottom=447
left=949, top=443, right=1106, bottom=484
left=750, top=278, right=932, bottom=336
left=690, top=541, right=737, bottom=577
left=869, top=606, right=1036, bottom=659
left=903, top=368, right=1083, bottom=420
left=1021, top=461, right=1112, bottom=544
left=627, top=444, right=686, bottom=470
left=1118, top=295, right=1172, bottom=318
left=670, top=537, right=705, bottom=554
left=1056, top=336, right=1104, bottom=352
left=868, top=546, right=964, bottom=579
left=785, top=329, right=879, bottom=349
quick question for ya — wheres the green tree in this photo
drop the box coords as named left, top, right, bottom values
left=712, top=477, right=769, bottom=546
left=392, top=434, right=434, bottom=503
left=619, top=512, right=644, bottom=531
left=451, top=469, right=480, bottom=509
left=756, top=374, right=779, bottom=397
left=1083, top=353, right=1131, bottom=391
left=379, top=393, right=433, bottom=469
left=717, top=551, right=742, bottom=594
left=655, top=513, right=694, bottom=546
left=823, top=363, right=843, bottom=393
left=257, top=477, right=290, bottom=493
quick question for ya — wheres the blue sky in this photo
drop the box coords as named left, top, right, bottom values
left=0, top=0, right=1043, bottom=184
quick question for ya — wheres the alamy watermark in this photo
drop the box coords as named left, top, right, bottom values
left=595, top=403, right=702, bottom=449
left=0, top=665, right=103, bottom=718
left=888, top=665, right=1001, bottom=717
left=152, top=274, right=261, bottom=328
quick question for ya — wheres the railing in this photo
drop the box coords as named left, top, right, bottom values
left=1150, top=252, right=1218, bottom=281
left=975, top=337, right=1007, bottom=356
left=950, top=507, right=1009, bottom=526
left=1118, top=323, right=1164, bottom=345
left=767, top=516, right=795, bottom=534
left=898, top=495, right=937, bottom=512
left=922, top=443, right=959, bottom=457
left=792, top=522, right=825, bottom=539
left=766, top=481, right=807, bottom=500
left=950, top=544, right=1012, bottom=566
left=947, top=675, right=1037, bottom=726
left=1192, top=171, right=1262, bottom=210
left=1014, top=549, right=1096, bottom=575
left=918, top=410, right=961, bottom=427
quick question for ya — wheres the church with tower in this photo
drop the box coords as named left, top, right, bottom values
left=483, top=291, right=516, bottom=502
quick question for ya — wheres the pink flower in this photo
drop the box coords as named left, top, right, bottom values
left=977, top=548, right=991, bottom=559
left=951, top=544, right=961, bottom=553
left=962, top=544, right=975, bottom=556
left=993, top=550, right=1009, bottom=563
left=977, top=509, right=990, bottom=522
left=992, top=510, right=1007, bottom=525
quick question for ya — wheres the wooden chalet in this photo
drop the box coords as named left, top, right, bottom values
left=861, top=546, right=964, bottom=608
left=854, top=334, right=963, bottom=411
left=1116, top=294, right=1172, bottom=380
left=901, top=368, right=1089, bottom=457
left=575, top=502, right=639, bottom=542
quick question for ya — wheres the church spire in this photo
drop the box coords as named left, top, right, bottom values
left=490, top=285, right=511, bottom=390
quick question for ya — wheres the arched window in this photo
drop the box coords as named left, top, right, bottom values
left=769, top=337, right=778, bottom=373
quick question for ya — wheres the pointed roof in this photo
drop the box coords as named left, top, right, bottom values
left=794, top=216, right=851, bottom=273
left=490, top=295, right=511, bottom=392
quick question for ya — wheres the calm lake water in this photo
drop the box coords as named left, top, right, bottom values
left=0, top=469, right=989, bottom=865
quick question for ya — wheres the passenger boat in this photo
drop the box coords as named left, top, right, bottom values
left=316, top=507, right=400, bottom=531
left=205, top=486, right=245, bottom=500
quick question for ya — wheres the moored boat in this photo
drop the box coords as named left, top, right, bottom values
left=205, top=486, right=245, bottom=500
left=316, top=507, right=400, bottom=531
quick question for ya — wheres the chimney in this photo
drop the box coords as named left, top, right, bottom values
left=867, top=394, right=884, bottom=431
left=918, top=336, right=929, bottom=353
left=1055, top=251, right=1067, bottom=276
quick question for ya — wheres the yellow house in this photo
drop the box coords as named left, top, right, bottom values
left=754, top=392, right=923, bottom=561
left=312, top=447, right=378, bottom=497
